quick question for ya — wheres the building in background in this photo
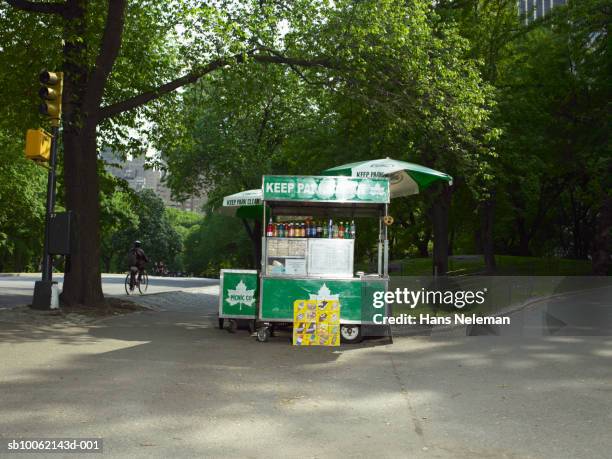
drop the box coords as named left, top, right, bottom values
left=519, top=0, right=567, bottom=23
left=100, top=149, right=206, bottom=213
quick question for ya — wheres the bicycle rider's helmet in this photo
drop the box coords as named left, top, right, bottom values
left=133, top=240, right=142, bottom=248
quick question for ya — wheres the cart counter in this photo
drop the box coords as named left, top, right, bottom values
left=259, top=276, right=388, bottom=324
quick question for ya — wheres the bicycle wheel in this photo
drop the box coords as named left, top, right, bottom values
left=124, top=273, right=132, bottom=295
left=138, top=271, right=149, bottom=294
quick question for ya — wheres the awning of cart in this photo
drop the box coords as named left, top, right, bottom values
left=322, top=158, right=453, bottom=198
left=219, top=188, right=263, bottom=219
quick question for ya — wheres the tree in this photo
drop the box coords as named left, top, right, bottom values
left=182, top=214, right=252, bottom=277
left=160, top=0, right=496, bottom=274
left=491, top=0, right=610, bottom=271
left=99, top=171, right=139, bottom=273
left=1, top=0, right=332, bottom=305
left=0, top=130, right=46, bottom=272
left=164, top=207, right=203, bottom=272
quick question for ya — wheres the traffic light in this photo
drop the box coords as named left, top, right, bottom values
left=39, top=70, right=63, bottom=125
left=25, top=128, right=52, bottom=162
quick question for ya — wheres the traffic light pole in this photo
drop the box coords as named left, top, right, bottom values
left=32, top=125, right=59, bottom=309
left=41, top=125, right=59, bottom=282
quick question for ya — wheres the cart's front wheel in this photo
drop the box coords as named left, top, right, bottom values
left=340, top=325, right=363, bottom=344
left=256, top=327, right=270, bottom=343
left=228, top=319, right=238, bottom=333
left=218, top=318, right=224, bottom=329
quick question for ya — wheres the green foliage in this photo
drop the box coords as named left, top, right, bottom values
left=0, top=130, right=46, bottom=272
left=0, top=0, right=608, bottom=277
left=182, top=214, right=252, bottom=277
left=161, top=0, right=496, bottom=221
left=490, top=0, right=611, bottom=258
left=98, top=183, right=195, bottom=273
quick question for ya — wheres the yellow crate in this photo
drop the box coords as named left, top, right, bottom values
left=25, top=128, right=52, bottom=161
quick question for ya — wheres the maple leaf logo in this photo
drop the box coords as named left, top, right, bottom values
left=308, top=284, right=339, bottom=302
left=226, top=280, right=255, bottom=310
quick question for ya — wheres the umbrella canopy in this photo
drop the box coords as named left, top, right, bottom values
left=322, top=158, right=453, bottom=198
left=219, top=189, right=263, bottom=219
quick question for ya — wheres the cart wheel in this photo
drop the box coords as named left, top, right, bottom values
left=248, top=320, right=256, bottom=334
left=218, top=318, right=224, bottom=329
left=228, top=319, right=238, bottom=333
left=340, top=325, right=363, bottom=344
left=256, top=327, right=270, bottom=343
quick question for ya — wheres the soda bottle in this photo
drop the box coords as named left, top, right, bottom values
left=350, top=220, right=356, bottom=239
left=316, top=221, right=322, bottom=238
left=338, top=221, right=344, bottom=238
left=328, top=219, right=333, bottom=238
left=323, top=222, right=329, bottom=238
left=332, top=222, right=338, bottom=238
left=266, top=218, right=273, bottom=237
left=345, top=223, right=350, bottom=239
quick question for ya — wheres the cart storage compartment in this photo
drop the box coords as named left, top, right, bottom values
left=260, top=277, right=387, bottom=323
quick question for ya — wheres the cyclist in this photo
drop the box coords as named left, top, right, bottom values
left=128, top=240, right=149, bottom=291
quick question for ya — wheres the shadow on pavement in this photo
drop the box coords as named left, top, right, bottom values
left=1, top=285, right=611, bottom=457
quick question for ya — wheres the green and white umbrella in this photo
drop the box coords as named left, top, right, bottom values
left=322, top=158, right=453, bottom=198
left=219, top=189, right=263, bottom=219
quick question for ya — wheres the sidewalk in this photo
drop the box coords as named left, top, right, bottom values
left=1, top=286, right=610, bottom=457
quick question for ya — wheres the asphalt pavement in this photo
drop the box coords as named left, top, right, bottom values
left=0, top=273, right=218, bottom=308
left=0, top=284, right=610, bottom=458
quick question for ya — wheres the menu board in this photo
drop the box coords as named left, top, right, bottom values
left=293, top=299, right=340, bottom=346
left=307, top=239, right=354, bottom=277
left=266, top=238, right=308, bottom=275
left=267, top=238, right=307, bottom=257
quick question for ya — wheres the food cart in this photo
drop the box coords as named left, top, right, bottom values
left=219, top=175, right=391, bottom=343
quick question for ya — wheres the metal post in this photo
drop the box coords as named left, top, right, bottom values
left=377, top=210, right=383, bottom=275
left=383, top=204, right=389, bottom=277
left=41, top=125, right=59, bottom=281
left=32, top=125, right=59, bottom=309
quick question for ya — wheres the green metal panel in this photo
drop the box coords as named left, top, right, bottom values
left=361, top=278, right=389, bottom=323
left=262, top=176, right=390, bottom=203
left=261, top=277, right=386, bottom=323
left=219, top=270, right=258, bottom=319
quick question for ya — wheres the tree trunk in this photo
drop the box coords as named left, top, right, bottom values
left=417, top=230, right=430, bottom=258
left=516, top=218, right=531, bottom=256
left=480, top=198, right=496, bottom=273
left=242, top=219, right=262, bottom=270
left=432, top=185, right=451, bottom=275
left=61, top=127, right=105, bottom=306
left=592, top=194, right=611, bottom=275
left=253, top=220, right=262, bottom=269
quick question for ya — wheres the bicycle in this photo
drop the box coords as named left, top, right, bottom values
left=124, top=269, right=149, bottom=295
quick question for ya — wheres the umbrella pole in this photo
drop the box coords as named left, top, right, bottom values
left=383, top=203, right=389, bottom=277
left=378, top=209, right=383, bottom=276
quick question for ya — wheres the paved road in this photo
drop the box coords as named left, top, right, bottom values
left=0, top=285, right=610, bottom=458
left=0, top=274, right=218, bottom=307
